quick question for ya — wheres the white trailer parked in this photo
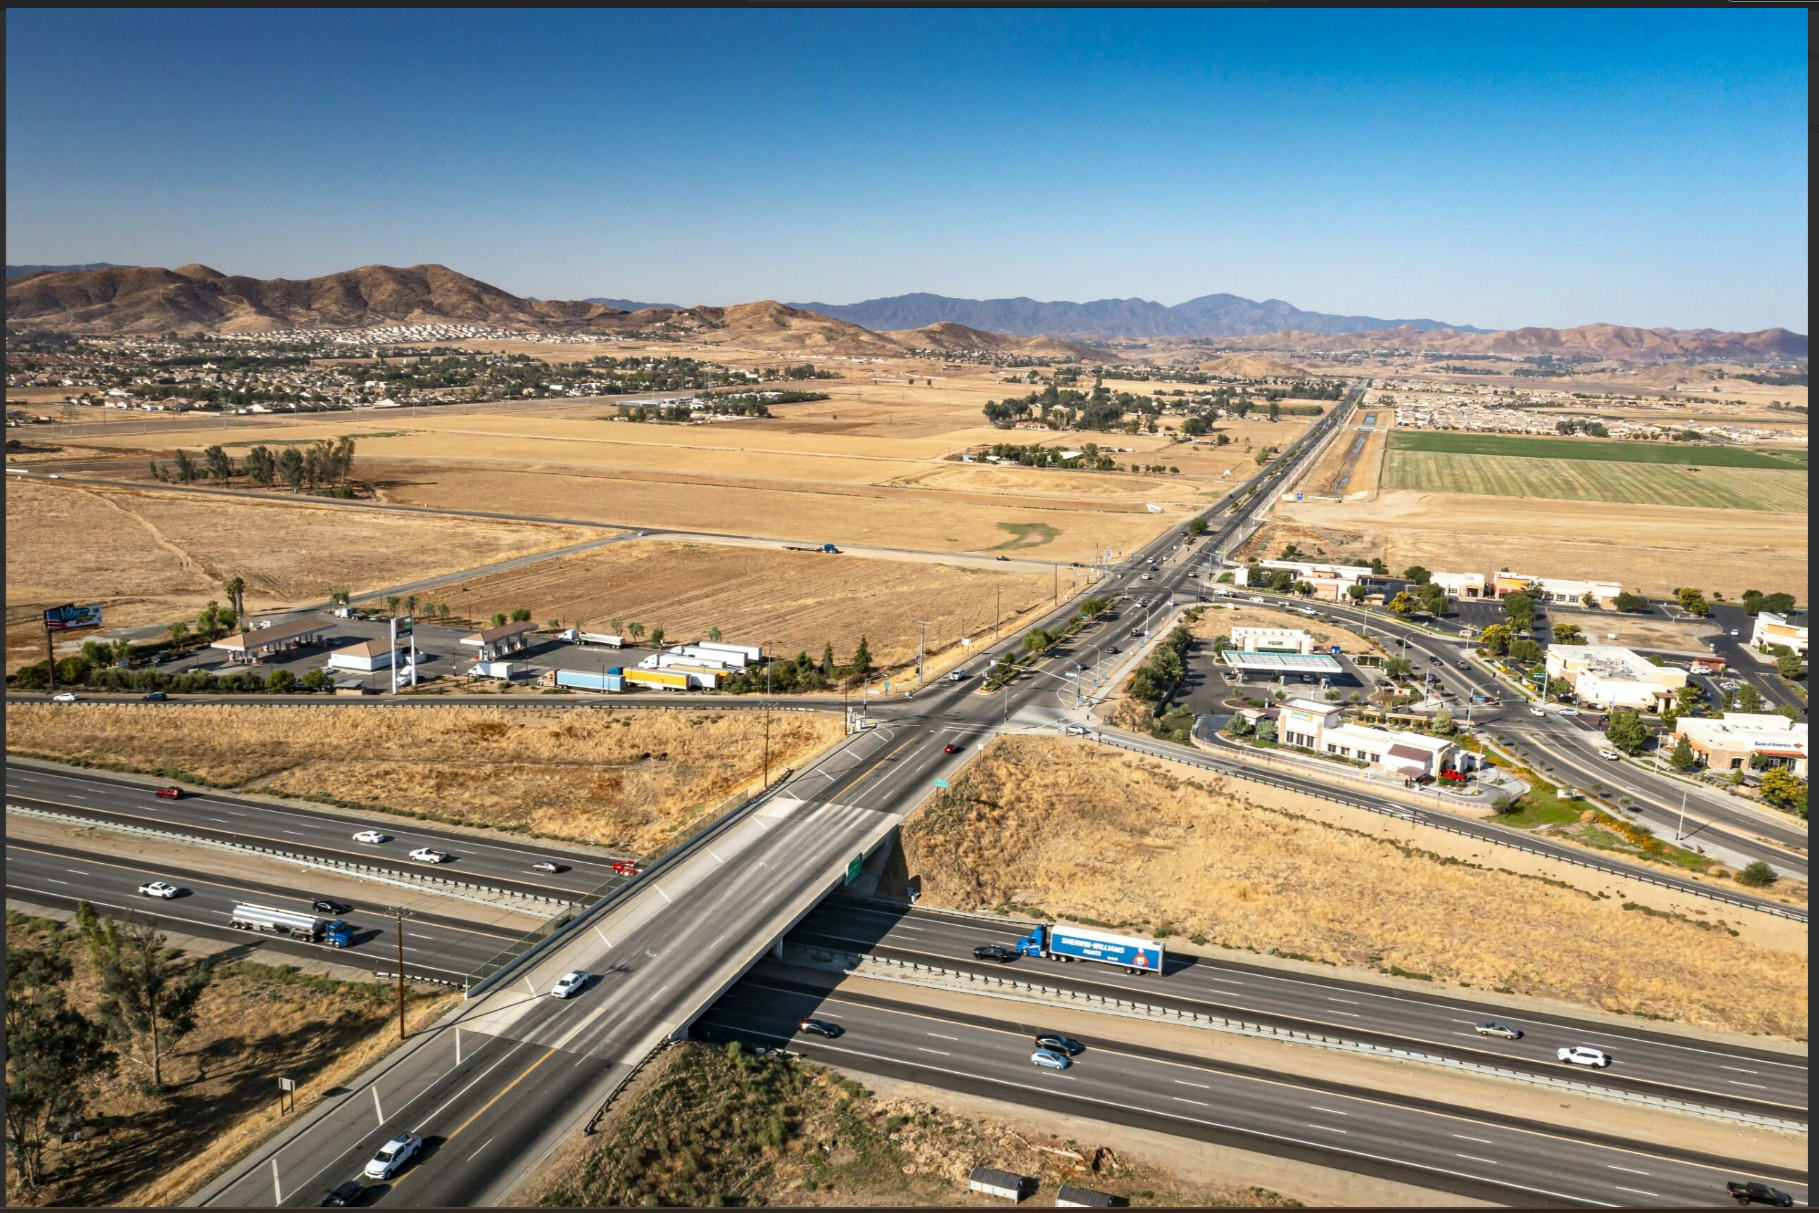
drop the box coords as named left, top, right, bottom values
left=692, top=641, right=763, bottom=664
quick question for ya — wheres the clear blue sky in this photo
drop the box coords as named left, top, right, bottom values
left=5, top=10, right=1808, bottom=331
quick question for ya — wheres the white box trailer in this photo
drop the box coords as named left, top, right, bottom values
left=656, top=650, right=733, bottom=671
left=575, top=631, right=624, bottom=648
left=468, top=661, right=515, bottom=679
left=692, top=641, right=763, bottom=663
left=675, top=644, right=747, bottom=669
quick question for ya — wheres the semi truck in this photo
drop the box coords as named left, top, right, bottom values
left=554, top=668, right=623, bottom=692
left=574, top=631, right=624, bottom=648
left=229, top=904, right=354, bottom=947
left=1016, top=923, right=1163, bottom=975
left=784, top=543, right=840, bottom=554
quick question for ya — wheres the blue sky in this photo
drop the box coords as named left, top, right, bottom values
left=5, top=10, right=1807, bottom=331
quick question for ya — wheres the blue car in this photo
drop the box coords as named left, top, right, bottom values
left=1030, top=1048, right=1071, bottom=1071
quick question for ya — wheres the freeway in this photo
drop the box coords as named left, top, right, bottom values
left=4, top=837, right=518, bottom=982
left=789, top=900, right=1808, bottom=1117
left=190, top=388, right=1364, bottom=1208
left=694, top=975, right=1808, bottom=1210
left=4, top=762, right=631, bottom=901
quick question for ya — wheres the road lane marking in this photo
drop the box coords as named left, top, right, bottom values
left=372, top=1086, right=384, bottom=1124
left=1453, top=1134, right=1493, bottom=1144
left=1311, top=1107, right=1350, bottom=1117
left=1721, top=1066, right=1758, bottom=1074
left=594, top=927, right=612, bottom=948
left=392, top=1046, right=558, bottom=1191
left=1305, top=1124, right=1348, bottom=1133
left=1327, top=998, right=1360, bottom=1005
left=1456, top=1154, right=1498, bottom=1165
left=66, top=868, right=89, bottom=874
left=1173, top=1097, right=1208, bottom=1107
left=927, top=1032, right=959, bottom=1041
left=707, top=850, right=726, bottom=865
left=467, top=1137, right=495, bottom=1162
left=1607, top=1166, right=1650, bottom=1175
left=44, top=878, right=69, bottom=885
left=917, top=1047, right=951, bottom=1056
left=1175, top=1080, right=1210, bottom=1089
left=1728, top=1081, right=1768, bottom=1089
left=1613, top=1187, right=1658, bottom=1199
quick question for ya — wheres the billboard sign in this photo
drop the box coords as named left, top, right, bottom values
left=43, top=603, right=103, bottom=632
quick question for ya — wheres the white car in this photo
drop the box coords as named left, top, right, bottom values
left=363, top=1132, right=422, bottom=1180
left=1297, top=608, right=1317, bottom=617
left=1729, top=629, right=1740, bottom=637
left=1556, top=707, right=1581, bottom=717
left=1140, top=573, right=1151, bottom=580
left=1030, top=1048, right=1071, bottom=1071
left=352, top=830, right=389, bottom=844
left=1557, top=1045, right=1610, bottom=1068
left=410, top=847, right=449, bottom=864
left=1248, top=596, right=1266, bottom=604
left=137, top=880, right=180, bottom=899
left=1598, top=748, right=1622, bottom=760
left=1529, top=707, right=1547, bottom=718
left=46, top=473, right=61, bottom=480
left=551, top=970, right=588, bottom=999
left=51, top=691, right=79, bottom=702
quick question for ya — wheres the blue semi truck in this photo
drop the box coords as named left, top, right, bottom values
left=1016, top=923, right=1164, bottom=975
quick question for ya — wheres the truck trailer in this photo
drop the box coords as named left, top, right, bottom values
left=623, top=668, right=691, bottom=691
left=554, top=668, right=623, bottom=692
left=1016, top=923, right=1163, bottom=975
left=575, top=631, right=624, bottom=648
left=229, top=904, right=354, bottom=947
left=692, top=641, right=763, bottom=663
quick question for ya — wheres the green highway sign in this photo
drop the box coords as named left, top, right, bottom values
left=933, top=778, right=949, bottom=789
left=844, top=854, right=864, bottom=885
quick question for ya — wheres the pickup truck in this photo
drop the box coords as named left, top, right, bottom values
left=1727, top=1182, right=1795, bottom=1207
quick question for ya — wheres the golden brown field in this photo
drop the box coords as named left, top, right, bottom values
left=3, top=479, right=593, bottom=668
left=427, top=539, right=1059, bottom=675
left=1266, top=490, right=1809, bottom=599
left=901, top=737, right=1806, bottom=1038
left=5, top=703, right=845, bottom=850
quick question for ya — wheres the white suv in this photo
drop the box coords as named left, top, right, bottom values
left=1557, top=1045, right=1610, bottom=1068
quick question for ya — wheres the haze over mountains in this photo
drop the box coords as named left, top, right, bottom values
left=4, top=262, right=1804, bottom=362
left=787, top=291, right=1483, bottom=339
left=6, top=262, right=133, bottom=277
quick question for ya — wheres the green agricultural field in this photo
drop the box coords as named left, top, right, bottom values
left=1382, top=450, right=1807, bottom=513
left=1387, top=430, right=1807, bottom=470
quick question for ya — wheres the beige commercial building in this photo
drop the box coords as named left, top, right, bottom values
left=1544, top=644, right=1687, bottom=711
left=1675, top=713, right=1807, bottom=778
left=1751, top=612, right=1808, bottom=657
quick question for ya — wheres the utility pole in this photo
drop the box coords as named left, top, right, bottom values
left=994, top=587, right=1001, bottom=641
left=915, top=621, right=929, bottom=689
left=383, top=905, right=412, bottom=1041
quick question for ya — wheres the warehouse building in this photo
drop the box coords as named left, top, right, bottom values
left=1544, top=644, right=1687, bottom=710
left=1675, top=714, right=1807, bottom=778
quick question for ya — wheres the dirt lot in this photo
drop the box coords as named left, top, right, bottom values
left=899, top=737, right=1806, bottom=1039
left=1191, top=602, right=1380, bottom=653
left=1267, top=490, right=1809, bottom=599
left=525, top=1040, right=1304, bottom=1209
left=1551, top=610, right=1722, bottom=651
left=4, top=479, right=592, bottom=669
left=429, top=539, right=1057, bottom=676
left=2, top=910, right=456, bottom=1207
left=4, top=703, right=845, bottom=851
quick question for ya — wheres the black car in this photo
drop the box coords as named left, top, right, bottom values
left=973, top=943, right=1016, bottom=963
left=1033, top=1033, right=1084, bottom=1056
left=1727, top=1181, right=1795, bottom=1207
left=797, top=1018, right=842, bottom=1038
left=312, top=899, right=350, bottom=915
left=322, top=1180, right=366, bottom=1207
left=142, top=690, right=168, bottom=701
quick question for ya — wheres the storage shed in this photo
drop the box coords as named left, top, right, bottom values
left=968, top=1166, right=1032, bottom=1203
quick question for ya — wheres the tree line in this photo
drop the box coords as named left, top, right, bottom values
left=150, top=436, right=357, bottom=493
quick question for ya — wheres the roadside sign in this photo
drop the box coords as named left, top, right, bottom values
left=933, top=778, right=949, bottom=789
left=278, top=1077, right=296, bottom=1092
left=844, top=854, right=863, bottom=885
left=43, top=603, right=103, bottom=632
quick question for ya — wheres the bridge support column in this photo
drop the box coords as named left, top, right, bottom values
left=772, top=936, right=785, bottom=961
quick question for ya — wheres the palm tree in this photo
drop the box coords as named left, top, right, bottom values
left=627, top=622, right=646, bottom=643
left=404, top=594, right=419, bottom=617
left=609, top=617, right=625, bottom=635
left=225, top=576, right=245, bottom=622
left=385, top=594, right=401, bottom=617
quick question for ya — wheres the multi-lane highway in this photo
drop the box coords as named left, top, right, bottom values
left=694, top=975, right=1808, bottom=1210
left=5, top=835, right=518, bottom=981
left=788, top=900, right=1808, bottom=1117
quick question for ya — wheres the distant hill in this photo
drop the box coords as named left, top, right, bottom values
left=584, top=297, right=681, bottom=312
left=884, top=321, right=1099, bottom=360
left=7, top=262, right=133, bottom=278
left=4, top=263, right=628, bottom=334
left=1223, top=323, right=1809, bottom=363
left=678, top=300, right=905, bottom=356
left=788, top=291, right=1480, bottom=339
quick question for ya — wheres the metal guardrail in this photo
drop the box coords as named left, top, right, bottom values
left=583, top=1039, right=678, bottom=1136
left=1087, top=733, right=1807, bottom=922
left=5, top=802, right=559, bottom=911
left=793, top=945, right=1805, bottom=1134
left=373, top=969, right=465, bottom=991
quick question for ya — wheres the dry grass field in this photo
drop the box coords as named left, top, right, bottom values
left=2, top=911, right=456, bottom=1207
left=3, top=479, right=592, bottom=669
left=1382, top=450, right=1807, bottom=512
left=1268, top=490, right=1809, bottom=599
left=5, top=703, right=845, bottom=850
left=429, top=539, right=1057, bottom=675
left=902, top=737, right=1806, bottom=1039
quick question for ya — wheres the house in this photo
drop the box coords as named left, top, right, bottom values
left=1493, top=572, right=1622, bottom=609
left=1751, top=612, right=1808, bottom=658
left=1545, top=645, right=1687, bottom=710
left=1675, top=714, right=1807, bottom=778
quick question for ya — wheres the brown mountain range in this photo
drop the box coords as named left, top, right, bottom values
left=6, top=263, right=1804, bottom=363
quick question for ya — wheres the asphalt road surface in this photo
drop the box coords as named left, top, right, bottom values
left=5, top=762, right=631, bottom=900
left=694, top=975, right=1809, bottom=1210
left=790, top=900, right=1807, bottom=1118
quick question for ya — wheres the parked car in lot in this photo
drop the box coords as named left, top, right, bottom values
left=154, top=786, right=184, bottom=799
left=529, top=861, right=567, bottom=875
left=797, top=1017, right=842, bottom=1038
left=138, top=880, right=181, bottom=899
left=312, top=899, right=350, bottom=915
left=363, top=1132, right=422, bottom=1181
left=1473, top=1021, right=1522, bottom=1039
left=1557, top=1045, right=1610, bottom=1068
left=551, top=970, right=588, bottom=999
left=1030, top=1047, right=1072, bottom=1071
left=409, top=847, right=449, bottom=864
left=352, top=830, right=389, bottom=844
left=973, top=943, right=1016, bottom=963
left=321, top=1179, right=366, bottom=1206
left=611, top=859, right=640, bottom=876
left=1727, top=1180, right=1796, bottom=1207
left=1033, top=1033, right=1084, bottom=1055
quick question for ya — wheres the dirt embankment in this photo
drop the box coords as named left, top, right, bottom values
left=4, top=703, right=845, bottom=851
left=899, top=737, right=1806, bottom=1040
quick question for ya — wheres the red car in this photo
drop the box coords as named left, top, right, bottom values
left=611, top=860, right=640, bottom=876
left=1440, top=769, right=1467, bottom=783
left=154, top=786, right=184, bottom=800
left=943, top=743, right=961, bottom=754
